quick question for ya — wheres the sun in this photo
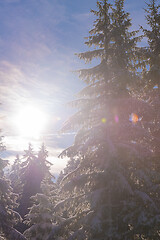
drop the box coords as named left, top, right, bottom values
left=13, top=105, right=47, bottom=138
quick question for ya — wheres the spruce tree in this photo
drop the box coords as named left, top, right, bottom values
left=16, top=144, right=38, bottom=233
left=141, top=0, right=160, bottom=156
left=16, top=144, right=53, bottom=233
left=37, top=143, right=53, bottom=180
left=141, top=0, right=160, bottom=90
left=0, top=138, right=26, bottom=240
left=10, top=155, right=23, bottom=200
left=140, top=3, right=160, bottom=238
left=48, top=1, right=160, bottom=239
left=18, top=144, right=54, bottom=239
left=57, top=158, right=81, bottom=186
left=23, top=178, right=57, bottom=240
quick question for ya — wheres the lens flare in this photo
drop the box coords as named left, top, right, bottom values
left=115, top=115, right=119, bottom=123
left=101, top=118, right=107, bottom=123
left=129, top=113, right=139, bottom=124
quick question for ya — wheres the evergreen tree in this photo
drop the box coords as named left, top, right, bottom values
left=140, top=3, right=160, bottom=238
left=37, top=143, right=53, bottom=180
left=16, top=144, right=54, bottom=237
left=16, top=144, right=53, bottom=233
left=23, top=177, right=57, bottom=240
left=141, top=0, right=160, bottom=90
left=141, top=0, right=160, bottom=157
left=57, top=157, right=80, bottom=186
left=56, top=170, right=64, bottom=185
left=0, top=138, right=26, bottom=240
left=10, top=155, right=23, bottom=200
left=48, top=1, right=160, bottom=239
left=16, top=144, right=38, bottom=233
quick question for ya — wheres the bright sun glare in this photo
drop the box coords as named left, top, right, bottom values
left=14, top=106, right=47, bottom=138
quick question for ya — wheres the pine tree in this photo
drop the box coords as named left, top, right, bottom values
left=16, top=144, right=38, bottom=233
left=48, top=1, right=160, bottom=239
left=141, top=0, right=160, bottom=157
left=0, top=138, right=26, bottom=240
left=10, top=155, right=23, bottom=200
left=23, top=178, right=57, bottom=240
left=16, top=144, right=54, bottom=233
left=139, top=3, right=160, bottom=238
left=141, top=0, right=160, bottom=90
left=37, top=143, right=53, bottom=180
left=57, top=158, right=81, bottom=186
left=19, top=145, right=55, bottom=239
left=56, top=171, right=64, bottom=185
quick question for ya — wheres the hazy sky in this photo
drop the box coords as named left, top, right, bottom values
left=0, top=0, right=148, bottom=174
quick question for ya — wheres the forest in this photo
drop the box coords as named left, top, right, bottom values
left=0, top=0, right=160, bottom=239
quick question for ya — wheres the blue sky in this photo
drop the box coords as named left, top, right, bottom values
left=0, top=0, right=148, bottom=174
